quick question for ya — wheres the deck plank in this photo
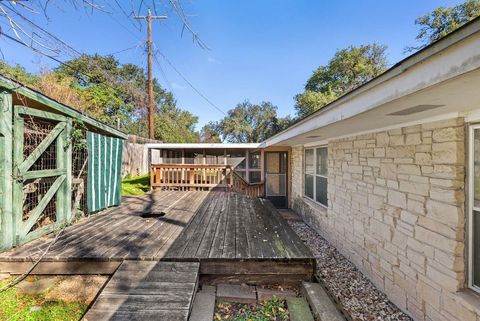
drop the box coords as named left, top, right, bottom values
left=85, top=260, right=199, bottom=321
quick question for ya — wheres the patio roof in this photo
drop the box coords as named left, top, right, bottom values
left=146, top=143, right=263, bottom=149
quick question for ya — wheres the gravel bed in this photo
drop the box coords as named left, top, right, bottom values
left=288, top=221, right=413, bottom=321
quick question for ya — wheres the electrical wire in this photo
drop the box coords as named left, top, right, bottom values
left=153, top=47, right=226, bottom=115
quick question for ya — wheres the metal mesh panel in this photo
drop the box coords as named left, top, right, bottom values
left=22, top=117, right=59, bottom=232
left=72, top=137, right=88, bottom=216
left=24, top=117, right=57, bottom=171
left=22, top=177, right=57, bottom=230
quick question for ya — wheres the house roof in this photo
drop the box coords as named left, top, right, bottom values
left=265, top=16, right=480, bottom=146
left=0, top=74, right=128, bottom=139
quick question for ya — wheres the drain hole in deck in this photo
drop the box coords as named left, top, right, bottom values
left=141, top=212, right=166, bottom=218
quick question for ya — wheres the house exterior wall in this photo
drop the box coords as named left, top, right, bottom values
left=291, top=117, right=480, bottom=321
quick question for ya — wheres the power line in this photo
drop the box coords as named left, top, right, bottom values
left=153, top=47, right=225, bottom=116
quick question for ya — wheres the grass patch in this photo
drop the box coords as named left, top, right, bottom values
left=215, top=296, right=289, bottom=321
left=122, top=174, right=150, bottom=196
left=0, top=278, right=88, bottom=321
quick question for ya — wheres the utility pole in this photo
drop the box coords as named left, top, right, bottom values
left=134, top=9, right=167, bottom=139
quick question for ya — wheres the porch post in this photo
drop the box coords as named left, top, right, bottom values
left=0, top=90, right=13, bottom=250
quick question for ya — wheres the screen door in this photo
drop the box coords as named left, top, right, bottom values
left=265, top=151, right=287, bottom=208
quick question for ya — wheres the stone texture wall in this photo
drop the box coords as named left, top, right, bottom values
left=291, top=118, right=480, bottom=321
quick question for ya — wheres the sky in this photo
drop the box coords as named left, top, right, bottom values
left=0, top=0, right=464, bottom=129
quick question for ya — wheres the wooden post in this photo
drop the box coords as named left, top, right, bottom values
left=0, top=91, right=13, bottom=250
left=12, top=106, right=24, bottom=247
left=64, top=119, right=72, bottom=222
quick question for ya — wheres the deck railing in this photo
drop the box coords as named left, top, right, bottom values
left=151, top=164, right=229, bottom=191
left=228, top=170, right=265, bottom=198
left=150, top=164, right=265, bottom=197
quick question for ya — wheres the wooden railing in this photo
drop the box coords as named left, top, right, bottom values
left=151, top=164, right=229, bottom=191
left=150, top=164, right=265, bottom=197
left=228, top=170, right=265, bottom=198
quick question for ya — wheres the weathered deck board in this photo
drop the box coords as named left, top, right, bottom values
left=84, top=261, right=199, bottom=321
left=0, top=191, right=313, bottom=263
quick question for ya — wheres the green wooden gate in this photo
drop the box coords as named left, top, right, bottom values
left=12, top=106, right=72, bottom=245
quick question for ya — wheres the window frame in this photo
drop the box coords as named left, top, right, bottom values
left=468, top=124, right=480, bottom=293
left=304, top=146, right=328, bottom=208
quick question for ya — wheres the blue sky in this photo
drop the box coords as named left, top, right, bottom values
left=0, top=0, right=463, bottom=128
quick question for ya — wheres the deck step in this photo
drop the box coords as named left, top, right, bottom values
left=286, top=297, right=314, bottom=321
left=84, top=261, right=200, bottom=321
left=216, top=284, right=256, bottom=303
left=302, top=281, right=345, bottom=321
left=189, top=285, right=216, bottom=321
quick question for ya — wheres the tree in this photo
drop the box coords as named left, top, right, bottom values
left=212, top=100, right=291, bottom=143
left=54, top=54, right=199, bottom=142
left=0, top=56, right=201, bottom=142
left=294, top=44, right=388, bottom=118
left=200, top=122, right=222, bottom=143
left=0, top=61, right=38, bottom=87
left=409, top=0, right=480, bottom=50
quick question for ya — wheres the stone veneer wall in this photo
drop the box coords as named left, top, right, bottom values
left=291, top=118, right=480, bottom=321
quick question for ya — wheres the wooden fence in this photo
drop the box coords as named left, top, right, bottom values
left=122, top=135, right=161, bottom=177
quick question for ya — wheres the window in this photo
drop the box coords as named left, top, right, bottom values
left=248, top=151, right=261, bottom=183
left=304, top=146, right=328, bottom=207
left=469, top=126, right=480, bottom=292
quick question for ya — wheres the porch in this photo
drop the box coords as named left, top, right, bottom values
left=147, top=143, right=291, bottom=207
left=0, top=190, right=315, bottom=284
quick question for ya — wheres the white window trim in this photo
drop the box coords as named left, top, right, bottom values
left=468, top=124, right=480, bottom=293
left=304, top=146, right=328, bottom=208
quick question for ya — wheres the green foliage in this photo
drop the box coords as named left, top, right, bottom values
left=122, top=174, right=150, bottom=196
left=410, top=0, right=480, bottom=50
left=0, top=61, right=38, bottom=87
left=200, top=121, right=222, bottom=143
left=215, top=296, right=289, bottom=321
left=211, top=100, right=292, bottom=143
left=1, top=54, right=200, bottom=142
left=0, top=278, right=87, bottom=321
left=295, top=44, right=388, bottom=118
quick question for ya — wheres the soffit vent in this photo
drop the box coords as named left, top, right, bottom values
left=306, top=135, right=321, bottom=139
left=387, top=104, right=444, bottom=116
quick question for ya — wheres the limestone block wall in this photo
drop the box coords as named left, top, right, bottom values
left=290, top=118, right=480, bottom=321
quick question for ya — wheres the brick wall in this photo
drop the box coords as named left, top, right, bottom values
left=291, top=118, right=480, bottom=321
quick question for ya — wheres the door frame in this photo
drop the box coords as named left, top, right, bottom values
left=263, top=151, right=288, bottom=208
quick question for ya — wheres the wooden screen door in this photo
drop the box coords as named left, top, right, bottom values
left=12, top=106, right=72, bottom=245
left=264, top=151, right=288, bottom=208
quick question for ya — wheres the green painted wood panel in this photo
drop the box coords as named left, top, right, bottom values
left=0, top=91, right=13, bottom=250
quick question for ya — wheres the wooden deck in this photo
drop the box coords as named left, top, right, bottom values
left=84, top=261, right=200, bottom=321
left=0, top=190, right=314, bottom=283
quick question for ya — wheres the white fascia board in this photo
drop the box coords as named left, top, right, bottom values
left=264, top=20, right=480, bottom=147
left=146, top=143, right=263, bottom=149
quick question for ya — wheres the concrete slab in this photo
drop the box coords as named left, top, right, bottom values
left=16, top=277, right=59, bottom=295
left=216, top=284, right=256, bottom=303
left=201, top=285, right=216, bottom=294
left=302, top=282, right=345, bottom=321
left=287, top=297, right=314, bottom=321
left=190, top=292, right=216, bottom=321
left=257, top=288, right=297, bottom=301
